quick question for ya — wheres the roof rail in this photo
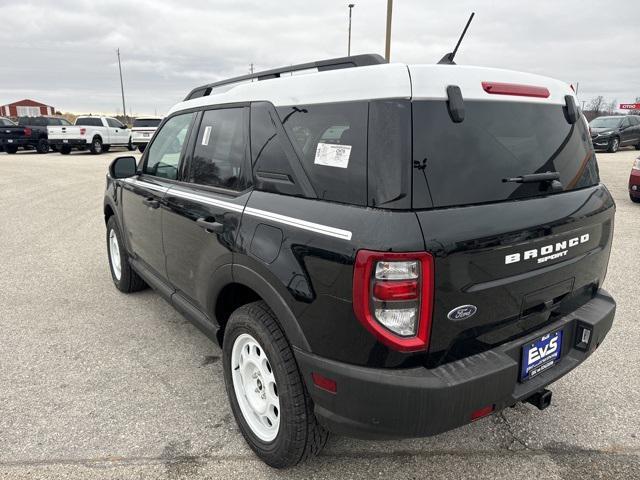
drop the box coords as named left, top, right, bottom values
left=184, top=53, right=387, bottom=101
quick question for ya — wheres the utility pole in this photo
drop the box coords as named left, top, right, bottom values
left=348, top=4, right=355, bottom=56
left=384, top=0, right=393, bottom=61
left=575, top=82, right=580, bottom=95
left=117, top=48, right=127, bottom=124
left=250, top=63, right=254, bottom=74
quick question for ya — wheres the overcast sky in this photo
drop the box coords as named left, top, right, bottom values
left=1, top=0, right=638, bottom=116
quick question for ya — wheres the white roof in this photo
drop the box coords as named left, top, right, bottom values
left=169, top=63, right=575, bottom=115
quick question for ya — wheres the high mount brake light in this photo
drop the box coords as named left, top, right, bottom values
left=353, top=250, right=434, bottom=352
left=482, top=82, right=550, bottom=99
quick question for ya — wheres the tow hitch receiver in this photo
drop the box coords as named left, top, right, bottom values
left=525, top=389, right=552, bottom=410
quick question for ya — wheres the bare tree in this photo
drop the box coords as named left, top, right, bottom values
left=606, top=99, right=617, bottom=115
left=587, top=96, right=606, bottom=114
left=632, top=96, right=640, bottom=116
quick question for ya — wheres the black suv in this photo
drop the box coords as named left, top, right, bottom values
left=589, top=115, right=640, bottom=153
left=103, top=55, right=616, bottom=468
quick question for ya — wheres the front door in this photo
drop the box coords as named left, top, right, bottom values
left=121, top=112, right=196, bottom=277
left=163, top=106, right=251, bottom=312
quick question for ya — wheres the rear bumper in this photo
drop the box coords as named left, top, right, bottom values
left=295, top=289, right=615, bottom=439
left=49, top=138, right=87, bottom=148
left=0, top=137, right=30, bottom=148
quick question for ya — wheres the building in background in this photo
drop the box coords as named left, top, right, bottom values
left=0, top=99, right=56, bottom=117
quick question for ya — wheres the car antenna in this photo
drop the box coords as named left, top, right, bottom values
left=438, top=12, right=475, bottom=65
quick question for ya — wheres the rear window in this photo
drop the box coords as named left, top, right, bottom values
left=133, top=118, right=161, bottom=128
left=75, top=117, right=103, bottom=127
left=413, top=101, right=599, bottom=208
left=277, top=101, right=367, bottom=205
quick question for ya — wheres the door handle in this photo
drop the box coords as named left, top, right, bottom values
left=142, top=197, right=160, bottom=209
left=196, top=217, right=224, bottom=233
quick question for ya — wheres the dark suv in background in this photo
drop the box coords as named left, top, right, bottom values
left=0, top=116, right=72, bottom=154
left=589, top=115, right=640, bottom=153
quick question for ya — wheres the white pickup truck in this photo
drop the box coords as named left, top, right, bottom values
left=48, top=116, right=135, bottom=154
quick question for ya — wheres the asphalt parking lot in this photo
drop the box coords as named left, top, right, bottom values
left=0, top=147, right=639, bottom=479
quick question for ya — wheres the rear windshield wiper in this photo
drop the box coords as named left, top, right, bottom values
left=503, top=171, right=563, bottom=192
left=503, top=171, right=560, bottom=184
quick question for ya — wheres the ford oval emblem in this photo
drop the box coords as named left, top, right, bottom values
left=447, top=305, right=477, bottom=321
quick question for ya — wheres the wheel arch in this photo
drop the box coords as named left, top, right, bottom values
left=212, top=264, right=311, bottom=352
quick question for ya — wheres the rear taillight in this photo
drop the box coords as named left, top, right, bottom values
left=80, top=127, right=86, bottom=135
left=353, top=251, right=434, bottom=352
left=23, top=127, right=32, bottom=136
left=481, top=81, right=550, bottom=98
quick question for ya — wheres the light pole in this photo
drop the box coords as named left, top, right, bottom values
left=348, top=4, right=355, bottom=56
left=117, top=48, right=127, bottom=124
left=385, top=0, right=393, bottom=61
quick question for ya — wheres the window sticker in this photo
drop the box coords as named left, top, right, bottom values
left=314, top=142, right=351, bottom=169
left=201, top=125, right=212, bottom=146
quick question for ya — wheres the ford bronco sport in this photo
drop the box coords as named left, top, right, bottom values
left=103, top=54, right=616, bottom=468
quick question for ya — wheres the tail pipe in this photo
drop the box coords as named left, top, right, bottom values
left=525, top=389, right=552, bottom=410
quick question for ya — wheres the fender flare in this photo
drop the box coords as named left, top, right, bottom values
left=231, top=263, right=311, bottom=352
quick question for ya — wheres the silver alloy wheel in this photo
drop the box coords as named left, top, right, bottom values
left=108, top=229, right=122, bottom=281
left=231, top=333, right=280, bottom=442
left=612, top=138, right=619, bottom=152
left=94, top=140, right=102, bottom=153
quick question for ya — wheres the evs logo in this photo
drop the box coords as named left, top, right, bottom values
left=527, top=334, right=559, bottom=365
left=505, top=233, right=590, bottom=265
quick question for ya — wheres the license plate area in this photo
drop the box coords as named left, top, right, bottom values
left=520, top=330, right=563, bottom=381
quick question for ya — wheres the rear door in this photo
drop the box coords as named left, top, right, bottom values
left=106, top=118, right=126, bottom=144
left=163, top=105, right=251, bottom=312
left=620, top=117, right=633, bottom=145
left=411, top=98, right=614, bottom=366
left=120, top=112, right=196, bottom=278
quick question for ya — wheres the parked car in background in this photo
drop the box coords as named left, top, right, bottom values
left=48, top=116, right=135, bottom=155
left=629, top=156, right=640, bottom=203
left=131, top=117, right=162, bottom=152
left=0, top=116, right=71, bottom=154
left=589, top=115, right=640, bottom=153
left=0, top=117, right=16, bottom=152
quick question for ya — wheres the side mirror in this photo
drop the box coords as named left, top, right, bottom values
left=109, top=156, right=138, bottom=178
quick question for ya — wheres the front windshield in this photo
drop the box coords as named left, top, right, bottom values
left=590, top=117, right=621, bottom=128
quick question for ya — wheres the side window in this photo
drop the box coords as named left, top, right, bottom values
left=144, top=113, right=195, bottom=180
left=250, top=102, right=302, bottom=196
left=106, top=118, right=119, bottom=128
left=188, top=108, right=247, bottom=190
left=622, top=117, right=631, bottom=127
left=277, top=102, right=368, bottom=205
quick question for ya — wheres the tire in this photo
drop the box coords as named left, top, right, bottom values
left=102, top=145, right=111, bottom=153
left=36, top=138, right=49, bottom=154
left=106, top=216, right=147, bottom=293
left=5, top=145, right=18, bottom=154
left=631, top=194, right=640, bottom=204
left=635, top=143, right=640, bottom=150
left=127, top=138, right=135, bottom=151
left=89, top=137, right=103, bottom=154
left=60, top=146, right=71, bottom=155
left=223, top=301, right=328, bottom=468
left=607, top=137, right=620, bottom=153
left=138, top=144, right=146, bottom=153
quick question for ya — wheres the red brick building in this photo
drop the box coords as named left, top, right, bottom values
left=1, top=99, right=56, bottom=117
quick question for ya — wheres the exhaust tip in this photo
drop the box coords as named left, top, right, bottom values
left=525, top=389, right=552, bottom=410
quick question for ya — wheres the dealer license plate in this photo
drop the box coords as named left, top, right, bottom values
left=520, top=330, right=563, bottom=381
